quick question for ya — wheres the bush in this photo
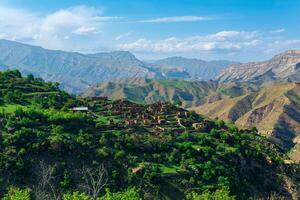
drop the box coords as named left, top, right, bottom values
left=2, top=187, right=32, bottom=200
left=186, top=189, right=235, bottom=200
left=101, top=188, right=141, bottom=200
left=63, top=192, right=91, bottom=200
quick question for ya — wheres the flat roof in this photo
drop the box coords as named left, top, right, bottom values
left=71, top=107, right=89, bottom=111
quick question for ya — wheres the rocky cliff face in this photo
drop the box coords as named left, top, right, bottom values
left=217, top=50, right=300, bottom=82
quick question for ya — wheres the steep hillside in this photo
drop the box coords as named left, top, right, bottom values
left=193, top=83, right=300, bottom=162
left=217, top=50, right=300, bottom=82
left=0, top=70, right=299, bottom=199
left=151, top=57, right=237, bottom=80
left=0, top=39, right=159, bottom=94
left=83, top=78, right=257, bottom=107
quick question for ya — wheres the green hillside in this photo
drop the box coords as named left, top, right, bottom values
left=0, top=70, right=299, bottom=199
left=83, top=78, right=258, bottom=107
left=84, top=78, right=300, bottom=165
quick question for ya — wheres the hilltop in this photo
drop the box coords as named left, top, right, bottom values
left=0, top=70, right=299, bottom=199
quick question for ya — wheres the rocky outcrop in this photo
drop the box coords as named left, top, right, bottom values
left=217, top=50, right=300, bottom=82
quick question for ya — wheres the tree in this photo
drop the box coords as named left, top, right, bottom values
left=2, top=187, right=32, bottom=200
left=174, top=100, right=183, bottom=107
left=186, top=189, right=235, bottom=200
left=78, top=164, right=108, bottom=200
left=63, top=192, right=91, bottom=200
left=33, top=161, right=60, bottom=200
left=27, top=74, right=35, bottom=81
left=101, top=188, right=141, bottom=200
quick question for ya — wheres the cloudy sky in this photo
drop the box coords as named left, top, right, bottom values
left=0, top=0, right=299, bottom=61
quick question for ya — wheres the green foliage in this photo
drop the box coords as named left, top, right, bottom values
left=101, top=188, right=141, bottom=200
left=2, top=187, right=31, bottom=200
left=0, top=70, right=293, bottom=200
left=186, top=189, right=235, bottom=200
left=63, top=192, right=92, bottom=200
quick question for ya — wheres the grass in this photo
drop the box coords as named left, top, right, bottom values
left=0, top=104, right=28, bottom=113
left=288, top=143, right=300, bottom=163
left=96, top=115, right=111, bottom=123
left=24, top=91, right=59, bottom=96
left=156, top=163, right=181, bottom=174
left=157, top=80, right=190, bottom=90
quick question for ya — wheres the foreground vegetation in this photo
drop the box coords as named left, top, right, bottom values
left=0, top=70, right=299, bottom=199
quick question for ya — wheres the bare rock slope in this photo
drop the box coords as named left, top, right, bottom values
left=217, top=50, right=300, bottom=82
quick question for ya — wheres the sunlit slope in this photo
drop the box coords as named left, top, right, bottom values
left=194, top=83, right=300, bottom=161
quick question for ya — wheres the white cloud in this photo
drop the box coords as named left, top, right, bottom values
left=118, top=31, right=260, bottom=53
left=274, top=39, right=300, bottom=46
left=72, top=26, right=96, bottom=35
left=115, top=32, right=132, bottom=41
left=0, top=5, right=120, bottom=51
left=264, top=39, right=300, bottom=54
left=138, top=16, right=213, bottom=23
left=270, top=28, right=286, bottom=34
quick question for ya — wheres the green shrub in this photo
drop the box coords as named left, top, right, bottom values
left=186, top=189, right=235, bottom=200
left=63, top=192, right=91, bottom=200
left=101, top=188, right=141, bottom=200
left=2, top=187, right=32, bottom=200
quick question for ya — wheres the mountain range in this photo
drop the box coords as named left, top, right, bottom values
left=1, top=39, right=300, bottom=163
left=84, top=49, right=300, bottom=163
left=0, top=39, right=235, bottom=94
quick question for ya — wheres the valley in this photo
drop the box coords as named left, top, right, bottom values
left=83, top=50, right=300, bottom=165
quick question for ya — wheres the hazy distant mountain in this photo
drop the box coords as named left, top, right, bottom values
left=217, top=50, right=300, bottom=83
left=0, top=39, right=159, bottom=93
left=0, top=39, right=237, bottom=94
left=151, top=57, right=238, bottom=80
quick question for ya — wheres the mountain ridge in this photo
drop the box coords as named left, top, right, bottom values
left=151, top=56, right=238, bottom=80
left=0, top=39, right=236, bottom=94
left=217, top=50, right=300, bottom=83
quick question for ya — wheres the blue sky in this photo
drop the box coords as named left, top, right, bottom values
left=0, top=0, right=299, bottom=61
